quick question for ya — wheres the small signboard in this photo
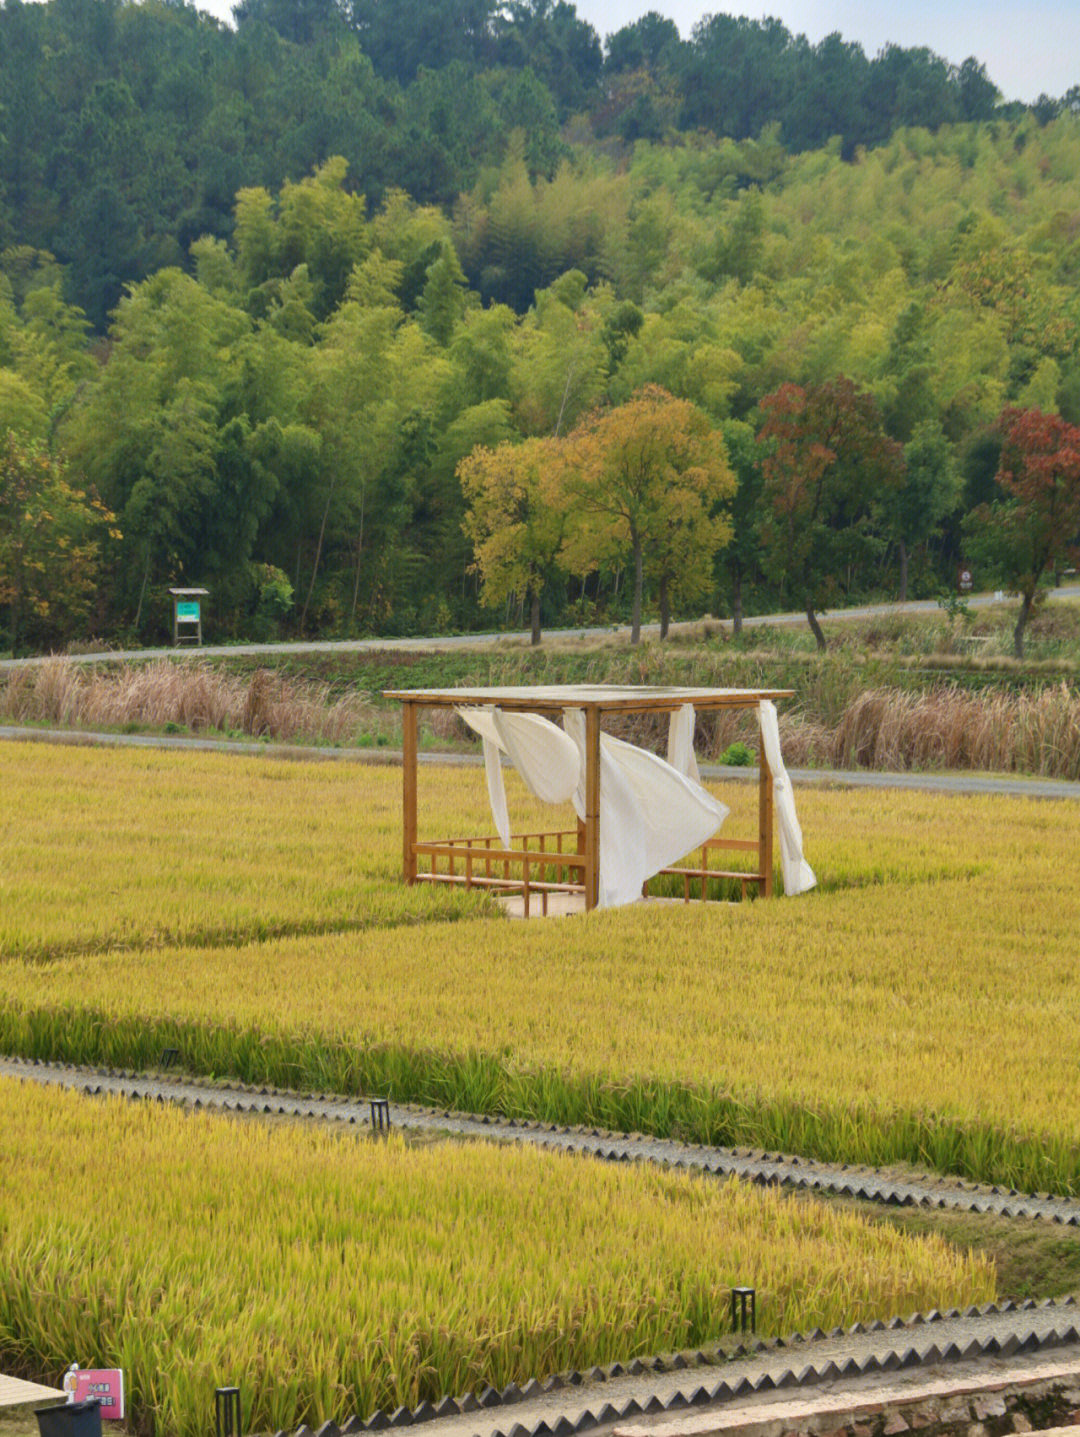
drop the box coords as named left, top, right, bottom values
left=957, top=564, right=973, bottom=593
left=72, top=1370, right=124, bottom=1421
left=169, top=587, right=208, bottom=646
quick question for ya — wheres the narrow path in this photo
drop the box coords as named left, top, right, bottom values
left=2, top=724, right=1078, bottom=800
left=2, top=586, right=1077, bottom=669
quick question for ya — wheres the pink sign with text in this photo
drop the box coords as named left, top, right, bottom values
left=72, top=1370, right=124, bottom=1420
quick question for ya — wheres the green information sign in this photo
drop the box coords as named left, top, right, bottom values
left=176, top=601, right=201, bottom=621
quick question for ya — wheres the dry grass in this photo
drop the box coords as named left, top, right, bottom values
left=0, top=658, right=378, bottom=745
left=832, top=683, right=1080, bottom=778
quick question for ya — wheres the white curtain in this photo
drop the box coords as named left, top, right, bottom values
left=457, top=708, right=582, bottom=850
left=666, top=703, right=701, bottom=783
left=492, top=710, right=580, bottom=805
left=758, top=700, right=816, bottom=896
left=456, top=707, right=511, bottom=849
left=457, top=702, right=816, bottom=909
left=564, top=709, right=728, bottom=909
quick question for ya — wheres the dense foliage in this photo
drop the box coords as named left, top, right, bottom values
left=1, top=0, right=1080, bottom=653
left=0, top=0, right=1016, bottom=327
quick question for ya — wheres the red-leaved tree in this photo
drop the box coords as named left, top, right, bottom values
left=756, top=378, right=905, bottom=650
left=966, top=408, right=1080, bottom=657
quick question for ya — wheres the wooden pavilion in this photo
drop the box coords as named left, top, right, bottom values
left=385, top=684, right=794, bottom=915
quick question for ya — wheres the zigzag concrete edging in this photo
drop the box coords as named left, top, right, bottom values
left=3, top=1057, right=1079, bottom=1227
left=266, top=1304, right=1080, bottom=1437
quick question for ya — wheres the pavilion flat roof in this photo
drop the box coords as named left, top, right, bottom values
left=383, top=684, right=794, bottom=713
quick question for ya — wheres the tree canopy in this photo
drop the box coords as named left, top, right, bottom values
left=3, top=18, right=1080, bottom=651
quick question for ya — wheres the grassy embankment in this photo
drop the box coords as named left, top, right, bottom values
left=3, top=599, right=1079, bottom=776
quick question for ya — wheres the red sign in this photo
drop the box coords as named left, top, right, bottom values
left=72, top=1371, right=124, bottom=1420
left=957, top=565, right=973, bottom=593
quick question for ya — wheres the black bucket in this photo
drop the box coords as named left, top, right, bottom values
left=35, top=1401, right=102, bottom=1437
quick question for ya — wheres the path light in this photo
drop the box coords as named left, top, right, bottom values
left=730, top=1286, right=756, bottom=1334
left=370, top=1098, right=390, bottom=1132
left=215, top=1388, right=241, bottom=1437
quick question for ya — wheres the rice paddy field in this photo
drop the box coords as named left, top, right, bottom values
left=0, top=1081, right=993, bottom=1437
left=0, top=736, right=1074, bottom=1437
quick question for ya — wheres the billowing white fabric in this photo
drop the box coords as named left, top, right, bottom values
left=564, top=709, right=728, bottom=909
left=457, top=707, right=581, bottom=849
left=491, top=710, right=581, bottom=805
left=456, top=707, right=511, bottom=849
left=666, top=703, right=701, bottom=784
left=758, top=700, right=816, bottom=896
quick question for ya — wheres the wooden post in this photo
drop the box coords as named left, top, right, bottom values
left=584, top=705, right=601, bottom=911
left=402, top=701, right=418, bottom=884
left=758, top=721, right=774, bottom=897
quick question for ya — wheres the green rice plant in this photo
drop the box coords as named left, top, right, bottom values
left=0, top=1081, right=993, bottom=1437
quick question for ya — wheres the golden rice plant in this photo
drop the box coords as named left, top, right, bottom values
left=0, top=1080, right=993, bottom=1437
left=0, top=741, right=492, bottom=960
left=5, top=746, right=1080, bottom=1187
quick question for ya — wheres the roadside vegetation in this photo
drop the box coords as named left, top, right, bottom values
left=4, top=597, right=1080, bottom=776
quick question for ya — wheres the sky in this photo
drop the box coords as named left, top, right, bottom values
left=569, top=0, right=1078, bottom=103
left=187, top=0, right=1077, bottom=105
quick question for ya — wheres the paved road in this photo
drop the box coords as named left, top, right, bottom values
left=3, top=723, right=1078, bottom=800
left=2, top=586, right=1078, bottom=669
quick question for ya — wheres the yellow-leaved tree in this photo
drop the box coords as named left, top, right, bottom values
left=458, top=436, right=572, bottom=645
left=566, top=386, right=735, bottom=642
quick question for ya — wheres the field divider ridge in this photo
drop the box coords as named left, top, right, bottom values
left=5, top=1058, right=1080, bottom=1437
left=3, top=1055, right=1079, bottom=1224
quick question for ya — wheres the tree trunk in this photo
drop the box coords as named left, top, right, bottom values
left=806, top=603, right=827, bottom=652
left=1013, top=590, right=1035, bottom=659
left=732, top=569, right=743, bottom=638
left=630, top=530, right=643, bottom=644
left=898, top=539, right=909, bottom=604
left=133, top=546, right=151, bottom=632
left=529, top=588, right=541, bottom=646
left=301, top=473, right=336, bottom=637
left=8, top=576, right=20, bottom=658
left=658, top=575, right=670, bottom=640
left=349, top=482, right=366, bottom=630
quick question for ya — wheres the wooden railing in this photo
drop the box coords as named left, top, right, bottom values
left=649, top=836, right=768, bottom=902
left=413, top=827, right=769, bottom=912
left=413, top=829, right=586, bottom=917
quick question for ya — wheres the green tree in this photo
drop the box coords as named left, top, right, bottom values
left=459, top=433, right=571, bottom=644
left=891, top=420, right=961, bottom=600
left=0, top=431, right=115, bottom=654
